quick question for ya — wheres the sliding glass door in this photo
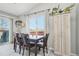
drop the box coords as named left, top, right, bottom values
left=0, top=17, right=10, bottom=43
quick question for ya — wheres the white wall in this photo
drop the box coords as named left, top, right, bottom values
left=19, top=16, right=29, bottom=34
left=13, top=15, right=27, bottom=33
left=76, top=4, right=79, bottom=55
left=70, top=4, right=77, bottom=55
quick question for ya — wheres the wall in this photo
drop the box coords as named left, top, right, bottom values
left=76, top=4, right=79, bottom=55
left=70, top=4, right=77, bottom=55
left=20, top=3, right=77, bottom=55
left=19, top=16, right=28, bottom=33
left=13, top=16, right=27, bottom=33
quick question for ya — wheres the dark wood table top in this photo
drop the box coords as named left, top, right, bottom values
left=28, top=37, right=44, bottom=43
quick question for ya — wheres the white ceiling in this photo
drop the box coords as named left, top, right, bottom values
left=0, top=3, right=39, bottom=16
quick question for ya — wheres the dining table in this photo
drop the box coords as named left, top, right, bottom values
left=28, top=36, right=44, bottom=56
left=13, top=33, right=44, bottom=56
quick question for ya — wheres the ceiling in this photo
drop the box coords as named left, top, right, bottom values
left=0, top=3, right=39, bottom=16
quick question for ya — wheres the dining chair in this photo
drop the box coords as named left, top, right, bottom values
left=14, top=33, right=19, bottom=52
left=37, top=33, right=49, bottom=56
left=45, top=33, right=49, bottom=53
left=22, top=34, right=29, bottom=55
left=14, top=33, right=24, bottom=54
left=22, top=34, right=35, bottom=56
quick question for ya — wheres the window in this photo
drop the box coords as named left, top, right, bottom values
left=29, top=16, right=37, bottom=31
left=29, top=13, right=45, bottom=37
left=0, top=17, right=10, bottom=30
left=0, top=17, right=10, bottom=42
left=37, top=15, right=45, bottom=31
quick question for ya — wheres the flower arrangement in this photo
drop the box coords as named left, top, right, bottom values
left=63, top=4, right=75, bottom=13
left=49, top=4, right=75, bottom=16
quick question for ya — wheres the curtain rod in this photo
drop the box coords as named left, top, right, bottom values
left=24, top=9, right=50, bottom=16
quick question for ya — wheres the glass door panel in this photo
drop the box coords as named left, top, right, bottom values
left=0, top=17, right=10, bottom=43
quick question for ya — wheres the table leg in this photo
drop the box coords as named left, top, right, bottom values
left=29, top=44, right=30, bottom=56
left=14, top=40, right=17, bottom=52
left=14, top=43, right=17, bottom=52
left=35, top=43, right=37, bottom=56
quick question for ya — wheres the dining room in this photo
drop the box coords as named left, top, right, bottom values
left=0, top=3, right=78, bottom=56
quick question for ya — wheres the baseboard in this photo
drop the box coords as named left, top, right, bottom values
left=54, top=52, right=77, bottom=56
left=48, top=48, right=77, bottom=56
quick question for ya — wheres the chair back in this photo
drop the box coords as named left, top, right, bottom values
left=22, top=34, right=29, bottom=44
left=15, top=33, right=23, bottom=44
left=46, top=33, right=49, bottom=42
left=43, top=33, right=49, bottom=46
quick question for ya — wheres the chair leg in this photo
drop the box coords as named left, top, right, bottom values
left=26, top=47, right=28, bottom=50
left=29, top=45, right=30, bottom=56
left=14, top=43, right=17, bottom=52
left=39, top=46, right=41, bottom=51
left=14, top=38, right=16, bottom=52
left=19, top=45, right=21, bottom=54
left=35, top=44, right=37, bottom=56
left=43, top=47, right=45, bottom=56
left=46, top=46, right=48, bottom=53
left=22, top=46, right=25, bottom=56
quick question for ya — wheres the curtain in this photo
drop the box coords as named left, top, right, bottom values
left=28, top=11, right=46, bottom=38
left=26, top=16, right=29, bottom=34
left=45, top=10, right=50, bottom=34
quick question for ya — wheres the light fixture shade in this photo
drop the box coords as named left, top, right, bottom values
left=15, top=20, right=22, bottom=27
